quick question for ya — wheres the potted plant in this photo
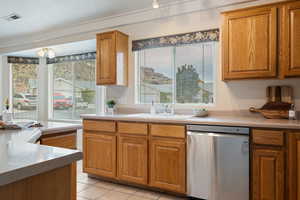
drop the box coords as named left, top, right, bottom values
left=3, top=98, right=12, bottom=123
left=106, top=100, right=116, bottom=115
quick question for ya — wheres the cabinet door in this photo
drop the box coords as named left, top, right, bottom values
left=287, top=133, right=300, bottom=200
left=222, top=6, right=277, bottom=80
left=83, top=132, right=117, bottom=178
left=282, top=1, right=300, bottom=77
left=252, top=148, right=284, bottom=200
left=40, top=132, right=77, bottom=149
left=150, top=138, right=186, bottom=193
left=118, top=136, right=148, bottom=185
left=96, top=32, right=116, bottom=85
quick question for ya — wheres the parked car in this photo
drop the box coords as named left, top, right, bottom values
left=53, top=93, right=72, bottom=110
left=13, top=93, right=37, bottom=110
left=76, top=98, right=88, bottom=109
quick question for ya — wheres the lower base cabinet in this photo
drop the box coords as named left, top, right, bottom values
left=252, top=148, right=284, bottom=200
left=288, top=132, right=300, bottom=200
left=40, top=131, right=77, bottom=149
left=150, top=138, right=186, bottom=194
left=83, top=132, right=117, bottom=178
left=118, top=135, right=148, bottom=185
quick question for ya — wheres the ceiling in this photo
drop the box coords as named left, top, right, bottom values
left=0, top=0, right=161, bottom=40
left=7, top=39, right=96, bottom=57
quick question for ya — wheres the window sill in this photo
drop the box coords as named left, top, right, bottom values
left=48, top=118, right=82, bottom=124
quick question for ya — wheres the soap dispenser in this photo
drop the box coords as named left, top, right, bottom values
left=150, top=100, right=156, bottom=115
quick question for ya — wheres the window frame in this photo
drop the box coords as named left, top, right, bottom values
left=134, top=42, right=218, bottom=106
left=9, top=63, right=39, bottom=120
left=48, top=59, right=99, bottom=121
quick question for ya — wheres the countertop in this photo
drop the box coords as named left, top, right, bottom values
left=81, top=113, right=300, bottom=130
left=0, top=121, right=82, bottom=186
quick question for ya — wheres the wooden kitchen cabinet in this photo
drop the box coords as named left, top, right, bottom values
left=96, top=30, right=128, bottom=85
left=40, top=131, right=77, bottom=149
left=118, top=135, right=148, bottom=185
left=83, top=132, right=117, bottom=178
left=282, top=1, right=300, bottom=77
left=287, top=132, right=300, bottom=200
left=252, top=148, right=284, bottom=200
left=150, top=138, right=186, bottom=194
left=222, top=5, right=278, bottom=80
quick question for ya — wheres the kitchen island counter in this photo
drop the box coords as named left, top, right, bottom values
left=0, top=121, right=82, bottom=187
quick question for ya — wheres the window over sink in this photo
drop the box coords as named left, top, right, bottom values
left=134, top=30, right=219, bottom=105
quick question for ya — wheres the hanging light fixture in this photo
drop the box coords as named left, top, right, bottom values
left=152, top=0, right=160, bottom=8
left=37, top=48, right=56, bottom=59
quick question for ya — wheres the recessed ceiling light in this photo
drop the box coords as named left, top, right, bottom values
left=2, top=13, right=21, bottom=21
left=152, top=0, right=160, bottom=8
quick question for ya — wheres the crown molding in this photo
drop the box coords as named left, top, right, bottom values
left=0, top=0, right=261, bottom=54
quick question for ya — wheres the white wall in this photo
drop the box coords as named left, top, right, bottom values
left=0, top=56, right=10, bottom=115
left=106, top=3, right=300, bottom=112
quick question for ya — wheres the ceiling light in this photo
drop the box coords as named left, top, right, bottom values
left=37, top=48, right=55, bottom=58
left=2, top=13, right=21, bottom=21
left=47, top=49, right=56, bottom=59
left=152, top=0, right=160, bottom=8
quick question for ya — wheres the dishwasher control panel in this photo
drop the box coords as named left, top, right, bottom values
left=187, top=125, right=249, bottom=135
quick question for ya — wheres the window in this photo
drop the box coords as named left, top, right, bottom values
left=136, top=42, right=217, bottom=104
left=11, top=63, right=38, bottom=119
left=49, top=59, right=96, bottom=120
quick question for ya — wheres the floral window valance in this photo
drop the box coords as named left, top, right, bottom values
left=8, top=56, right=39, bottom=64
left=132, top=29, right=219, bottom=51
left=47, top=52, right=96, bottom=64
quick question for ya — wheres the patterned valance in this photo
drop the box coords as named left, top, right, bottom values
left=8, top=56, right=39, bottom=64
left=47, top=52, right=96, bottom=64
left=132, top=29, right=219, bottom=51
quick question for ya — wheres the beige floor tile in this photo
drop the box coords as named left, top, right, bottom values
left=134, top=189, right=161, bottom=199
left=77, top=182, right=90, bottom=193
left=96, top=190, right=131, bottom=200
left=113, top=184, right=138, bottom=194
left=77, top=197, right=89, bottom=200
left=94, top=180, right=119, bottom=190
left=78, top=186, right=110, bottom=200
left=77, top=175, right=99, bottom=185
left=128, top=195, right=155, bottom=200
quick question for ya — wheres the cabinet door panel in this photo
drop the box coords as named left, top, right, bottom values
left=118, top=136, right=148, bottom=185
left=83, top=132, right=117, bottom=178
left=222, top=6, right=277, bottom=80
left=283, top=2, right=300, bottom=76
left=288, top=133, right=300, bottom=200
left=252, top=148, right=284, bottom=200
left=96, top=32, right=116, bottom=85
left=150, top=138, right=186, bottom=193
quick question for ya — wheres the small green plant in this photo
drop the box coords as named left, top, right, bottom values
left=106, top=100, right=116, bottom=108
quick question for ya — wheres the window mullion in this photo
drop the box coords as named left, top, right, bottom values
left=172, top=47, right=176, bottom=104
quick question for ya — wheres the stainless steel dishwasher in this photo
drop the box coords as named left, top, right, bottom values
left=187, top=125, right=249, bottom=200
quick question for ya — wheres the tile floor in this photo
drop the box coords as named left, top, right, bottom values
left=76, top=161, right=188, bottom=200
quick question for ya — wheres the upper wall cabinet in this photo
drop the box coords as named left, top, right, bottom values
left=96, top=30, right=128, bottom=85
left=222, top=6, right=278, bottom=80
left=282, top=1, right=300, bottom=77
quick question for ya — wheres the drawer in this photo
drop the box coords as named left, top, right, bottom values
left=118, top=122, right=148, bottom=135
left=150, top=124, right=185, bottom=139
left=252, top=129, right=284, bottom=146
left=83, top=120, right=116, bottom=132
left=41, top=133, right=77, bottom=149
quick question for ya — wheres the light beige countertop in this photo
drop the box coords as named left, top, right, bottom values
left=0, top=121, right=82, bottom=186
left=81, top=113, right=300, bottom=130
